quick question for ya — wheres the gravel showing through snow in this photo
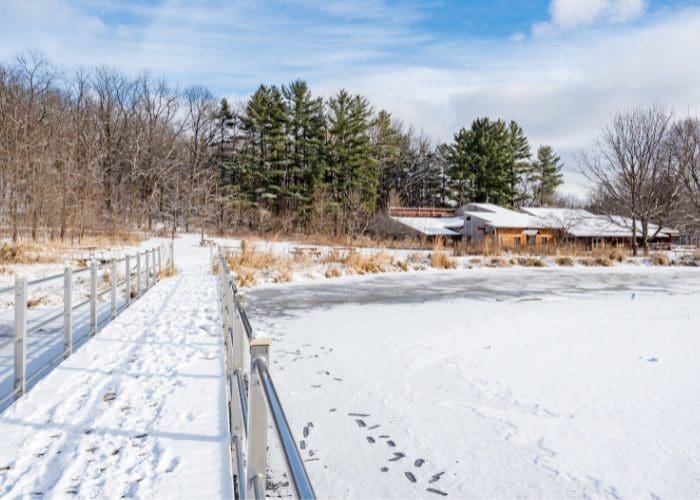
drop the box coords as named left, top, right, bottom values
left=0, top=236, right=232, bottom=498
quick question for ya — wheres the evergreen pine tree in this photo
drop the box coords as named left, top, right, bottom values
left=528, top=145, right=563, bottom=206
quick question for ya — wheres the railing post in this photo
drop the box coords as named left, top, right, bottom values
left=158, top=246, right=162, bottom=273
left=136, top=252, right=141, bottom=297
left=145, top=251, right=150, bottom=289
left=125, top=255, right=131, bottom=306
left=247, top=339, right=271, bottom=497
left=63, top=268, right=72, bottom=358
left=152, top=248, right=157, bottom=280
left=111, top=259, right=118, bottom=319
left=169, top=241, right=174, bottom=268
left=14, top=277, right=27, bottom=397
left=90, top=260, right=97, bottom=336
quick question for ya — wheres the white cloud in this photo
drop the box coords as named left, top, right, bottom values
left=534, top=0, right=647, bottom=36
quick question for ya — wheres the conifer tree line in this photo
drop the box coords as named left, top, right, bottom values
left=0, top=54, right=567, bottom=240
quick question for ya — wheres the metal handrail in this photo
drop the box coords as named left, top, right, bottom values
left=1, top=242, right=173, bottom=413
left=254, top=359, right=316, bottom=500
left=235, top=369, right=249, bottom=435
left=217, top=247, right=315, bottom=500
left=27, top=310, right=64, bottom=334
left=236, top=302, right=254, bottom=341
left=27, top=272, right=64, bottom=287
left=233, top=435, right=247, bottom=499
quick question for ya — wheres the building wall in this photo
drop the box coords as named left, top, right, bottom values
left=495, top=228, right=557, bottom=249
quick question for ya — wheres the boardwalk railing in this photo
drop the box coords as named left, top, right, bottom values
left=216, top=247, right=316, bottom=500
left=0, top=242, right=175, bottom=412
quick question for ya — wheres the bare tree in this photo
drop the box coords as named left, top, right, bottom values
left=579, top=106, right=682, bottom=255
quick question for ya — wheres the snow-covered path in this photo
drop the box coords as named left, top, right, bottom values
left=0, top=236, right=232, bottom=499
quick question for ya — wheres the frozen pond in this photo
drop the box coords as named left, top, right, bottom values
left=247, top=267, right=700, bottom=499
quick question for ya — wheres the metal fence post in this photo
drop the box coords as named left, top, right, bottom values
left=63, top=268, right=72, bottom=358
left=247, top=339, right=271, bottom=497
left=14, top=277, right=27, bottom=397
left=136, top=252, right=141, bottom=297
left=111, top=260, right=118, bottom=319
left=90, top=260, right=97, bottom=336
left=158, top=246, right=162, bottom=273
left=145, top=251, right=150, bottom=289
left=125, top=255, right=131, bottom=306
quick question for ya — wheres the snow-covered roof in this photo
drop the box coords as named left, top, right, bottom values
left=519, top=207, right=596, bottom=221
left=390, top=216, right=463, bottom=236
left=463, top=205, right=545, bottom=229
left=520, top=207, right=679, bottom=239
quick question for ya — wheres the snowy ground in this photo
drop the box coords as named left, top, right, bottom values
left=247, top=266, right=700, bottom=499
left=0, top=235, right=232, bottom=498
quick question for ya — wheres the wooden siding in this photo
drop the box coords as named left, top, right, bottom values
left=489, top=227, right=557, bottom=250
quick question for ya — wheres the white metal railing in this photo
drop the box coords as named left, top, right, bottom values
left=216, top=247, right=316, bottom=500
left=0, top=241, right=175, bottom=411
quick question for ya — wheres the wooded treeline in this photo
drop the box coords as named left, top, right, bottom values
left=2, top=54, right=697, bottom=244
left=0, top=54, right=563, bottom=241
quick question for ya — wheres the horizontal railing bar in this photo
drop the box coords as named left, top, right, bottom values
left=253, top=358, right=316, bottom=500
left=0, top=387, right=20, bottom=408
left=71, top=298, right=91, bottom=311
left=236, top=302, right=253, bottom=341
left=0, top=284, right=17, bottom=294
left=235, top=369, right=249, bottom=435
left=97, top=288, right=112, bottom=298
left=27, top=311, right=64, bottom=333
left=27, top=272, right=64, bottom=286
left=26, top=350, right=68, bottom=385
left=233, top=435, right=247, bottom=500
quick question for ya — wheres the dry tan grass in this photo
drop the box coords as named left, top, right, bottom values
left=27, top=295, right=48, bottom=308
left=517, top=257, right=546, bottom=267
left=406, top=252, right=423, bottom=263
left=494, top=257, right=513, bottom=267
left=0, top=243, right=59, bottom=264
left=578, top=256, right=613, bottom=267
left=159, top=266, right=177, bottom=279
left=325, top=267, right=342, bottom=278
left=429, top=239, right=457, bottom=269
left=650, top=253, right=668, bottom=266
left=273, top=269, right=293, bottom=283
left=344, top=251, right=394, bottom=274
left=555, top=256, right=575, bottom=266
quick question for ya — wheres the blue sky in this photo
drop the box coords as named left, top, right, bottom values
left=1, top=0, right=700, bottom=196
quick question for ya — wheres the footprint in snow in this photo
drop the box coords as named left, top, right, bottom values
left=388, top=452, right=405, bottom=462
left=427, top=487, right=448, bottom=496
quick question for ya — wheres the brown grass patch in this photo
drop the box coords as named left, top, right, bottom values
left=158, top=266, right=177, bottom=279
left=555, top=256, right=575, bottom=266
left=27, top=295, right=48, bottom=308
left=325, top=267, right=342, bottom=278
left=429, top=239, right=457, bottom=269
left=650, top=253, right=668, bottom=266
left=517, top=257, right=546, bottom=267
left=345, top=252, right=393, bottom=274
